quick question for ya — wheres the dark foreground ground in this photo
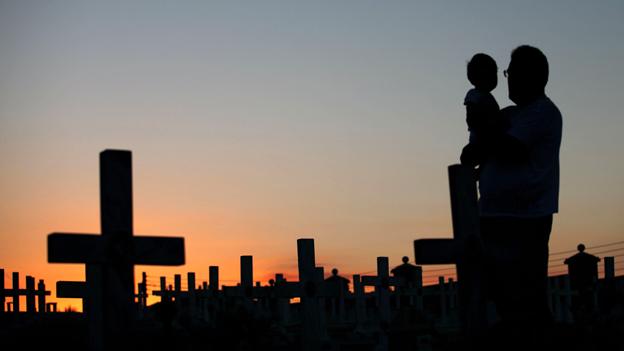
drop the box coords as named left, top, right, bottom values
left=1, top=310, right=623, bottom=351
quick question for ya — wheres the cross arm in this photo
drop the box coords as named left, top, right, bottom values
left=56, top=281, right=86, bottom=298
left=2, top=289, right=51, bottom=295
left=48, top=233, right=185, bottom=265
left=413, top=238, right=461, bottom=265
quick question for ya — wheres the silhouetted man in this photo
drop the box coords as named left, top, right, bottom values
left=461, top=45, right=562, bottom=349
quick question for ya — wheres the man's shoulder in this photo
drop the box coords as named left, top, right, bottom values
left=507, top=97, right=562, bottom=122
left=531, top=97, right=562, bottom=117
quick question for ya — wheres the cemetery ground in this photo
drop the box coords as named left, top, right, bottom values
left=1, top=283, right=623, bottom=351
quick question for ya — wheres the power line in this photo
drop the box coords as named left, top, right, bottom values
left=550, top=240, right=624, bottom=256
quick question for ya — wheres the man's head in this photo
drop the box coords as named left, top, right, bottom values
left=507, top=45, right=549, bottom=105
left=467, top=53, right=498, bottom=92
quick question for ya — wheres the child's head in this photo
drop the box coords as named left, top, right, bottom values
left=467, top=53, right=497, bottom=92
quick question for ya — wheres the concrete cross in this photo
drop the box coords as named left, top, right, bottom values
left=413, top=164, right=487, bottom=336
left=46, top=150, right=185, bottom=351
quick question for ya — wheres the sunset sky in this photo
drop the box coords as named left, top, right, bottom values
left=1, top=1, right=623, bottom=310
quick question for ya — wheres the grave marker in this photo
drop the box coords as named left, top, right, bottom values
left=46, top=150, right=185, bottom=351
left=413, top=164, right=487, bottom=335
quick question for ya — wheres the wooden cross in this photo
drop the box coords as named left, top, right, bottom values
left=413, top=164, right=487, bottom=335
left=46, top=150, right=185, bottom=351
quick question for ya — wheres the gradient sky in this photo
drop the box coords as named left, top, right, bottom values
left=1, top=1, right=623, bottom=309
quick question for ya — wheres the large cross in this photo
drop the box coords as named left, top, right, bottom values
left=414, top=165, right=486, bottom=335
left=47, top=150, right=185, bottom=351
left=413, top=164, right=486, bottom=336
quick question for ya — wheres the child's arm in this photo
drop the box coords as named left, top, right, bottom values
left=462, top=107, right=528, bottom=164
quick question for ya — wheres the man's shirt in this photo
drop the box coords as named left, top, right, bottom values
left=479, top=96, right=562, bottom=217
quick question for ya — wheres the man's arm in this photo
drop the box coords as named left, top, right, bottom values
left=460, top=110, right=530, bottom=166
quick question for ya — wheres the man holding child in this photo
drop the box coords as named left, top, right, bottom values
left=460, top=45, right=562, bottom=349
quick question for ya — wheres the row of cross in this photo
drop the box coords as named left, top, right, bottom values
left=42, top=149, right=471, bottom=351
left=0, top=269, right=55, bottom=313
left=36, top=149, right=591, bottom=351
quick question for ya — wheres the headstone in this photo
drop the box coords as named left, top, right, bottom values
left=273, top=274, right=291, bottom=323
left=391, top=256, right=423, bottom=309
left=25, top=276, right=36, bottom=313
left=187, top=272, right=197, bottom=318
left=324, top=268, right=349, bottom=321
left=174, top=274, right=182, bottom=301
left=241, top=255, right=253, bottom=297
left=391, top=256, right=423, bottom=288
left=361, top=257, right=400, bottom=351
left=564, top=244, right=600, bottom=313
left=352, top=274, right=367, bottom=328
left=209, top=266, right=219, bottom=292
left=298, top=238, right=324, bottom=351
left=413, top=164, right=487, bottom=336
left=222, top=255, right=256, bottom=305
left=46, top=150, right=185, bottom=351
